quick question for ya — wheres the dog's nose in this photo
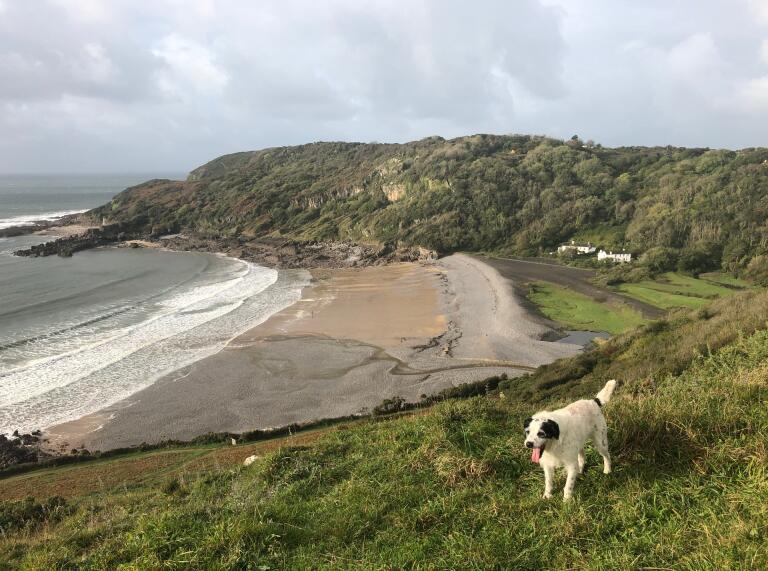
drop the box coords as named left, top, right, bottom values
left=525, top=441, right=533, bottom=448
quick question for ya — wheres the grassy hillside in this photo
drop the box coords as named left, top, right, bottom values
left=3, top=290, right=768, bottom=569
left=89, top=135, right=768, bottom=279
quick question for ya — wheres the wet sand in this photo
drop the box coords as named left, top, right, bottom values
left=45, top=255, right=582, bottom=452
left=247, top=264, right=448, bottom=349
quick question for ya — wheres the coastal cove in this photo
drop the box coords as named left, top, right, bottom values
left=0, top=238, right=308, bottom=439
left=4, top=3, right=768, bottom=565
left=0, top=170, right=644, bottom=457
left=44, top=252, right=584, bottom=451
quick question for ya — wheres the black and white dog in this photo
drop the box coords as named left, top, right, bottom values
left=523, top=380, right=617, bottom=501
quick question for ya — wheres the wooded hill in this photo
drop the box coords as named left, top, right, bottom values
left=91, top=134, right=768, bottom=279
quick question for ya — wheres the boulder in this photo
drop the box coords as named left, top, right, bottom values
left=243, top=454, right=260, bottom=466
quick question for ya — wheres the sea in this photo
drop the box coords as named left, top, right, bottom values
left=0, top=175, right=308, bottom=435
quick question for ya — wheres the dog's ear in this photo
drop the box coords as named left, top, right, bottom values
left=523, top=417, right=533, bottom=430
left=541, top=419, right=560, bottom=440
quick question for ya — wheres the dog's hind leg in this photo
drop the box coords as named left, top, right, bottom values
left=578, top=450, right=586, bottom=474
left=593, top=423, right=611, bottom=474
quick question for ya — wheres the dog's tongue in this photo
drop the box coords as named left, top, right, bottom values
left=531, top=447, right=542, bottom=463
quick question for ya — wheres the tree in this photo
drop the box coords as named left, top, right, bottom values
left=677, top=244, right=719, bottom=276
left=639, top=247, right=679, bottom=273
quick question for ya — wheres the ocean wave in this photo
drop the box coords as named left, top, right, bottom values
left=0, top=261, right=243, bottom=372
left=0, top=209, right=86, bottom=230
left=0, top=257, right=257, bottom=403
left=0, top=256, right=310, bottom=434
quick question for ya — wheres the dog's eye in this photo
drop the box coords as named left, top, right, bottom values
left=524, top=429, right=529, bottom=434
left=537, top=431, right=545, bottom=438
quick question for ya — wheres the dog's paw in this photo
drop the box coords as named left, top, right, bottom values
left=603, top=467, right=612, bottom=474
left=542, top=492, right=552, bottom=500
left=563, top=494, right=573, bottom=502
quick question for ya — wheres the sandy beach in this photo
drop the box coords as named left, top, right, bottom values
left=45, top=254, right=582, bottom=452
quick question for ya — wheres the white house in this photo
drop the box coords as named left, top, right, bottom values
left=557, top=240, right=596, bottom=255
left=597, top=249, right=632, bottom=263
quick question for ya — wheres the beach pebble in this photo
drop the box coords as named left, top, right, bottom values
left=243, top=454, right=260, bottom=466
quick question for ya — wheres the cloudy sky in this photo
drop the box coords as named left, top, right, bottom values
left=1, top=0, right=767, bottom=173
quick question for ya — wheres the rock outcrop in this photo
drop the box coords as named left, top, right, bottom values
left=156, top=235, right=438, bottom=268
left=14, top=224, right=132, bottom=258
left=14, top=228, right=439, bottom=269
left=0, top=213, right=85, bottom=238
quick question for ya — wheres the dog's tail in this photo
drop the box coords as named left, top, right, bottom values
left=595, top=379, right=617, bottom=406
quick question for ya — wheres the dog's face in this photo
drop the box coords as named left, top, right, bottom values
left=523, top=417, right=560, bottom=451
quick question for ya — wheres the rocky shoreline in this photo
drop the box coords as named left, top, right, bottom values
left=0, top=430, right=50, bottom=470
left=13, top=224, right=132, bottom=258
left=13, top=223, right=438, bottom=268
left=0, top=213, right=83, bottom=238
left=154, top=235, right=438, bottom=268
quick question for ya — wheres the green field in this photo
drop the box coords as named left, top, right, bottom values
left=616, top=272, right=746, bottom=310
left=698, top=272, right=752, bottom=288
left=3, top=292, right=768, bottom=569
left=527, top=281, right=646, bottom=334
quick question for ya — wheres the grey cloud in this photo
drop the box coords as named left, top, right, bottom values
left=217, top=0, right=565, bottom=123
left=0, top=0, right=766, bottom=173
left=0, top=2, right=157, bottom=103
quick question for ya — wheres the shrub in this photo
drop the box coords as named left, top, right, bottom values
left=745, top=255, right=768, bottom=286
left=372, top=396, right=408, bottom=416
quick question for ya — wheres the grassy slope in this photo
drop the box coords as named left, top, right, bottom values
left=616, top=272, right=744, bottom=310
left=0, top=431, right=327, bottom=502
left=3, top=292, right=768, bottom=569
left=527, top=281, right=646, bottom=333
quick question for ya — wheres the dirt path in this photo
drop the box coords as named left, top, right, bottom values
left=480, top=255, right=664, bottom=319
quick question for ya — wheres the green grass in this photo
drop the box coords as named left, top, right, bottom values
left=527, top=281, right=646, bottom=334
left=616, top=272, right=744, bottom=310
left=3, top=322, right=768, bottom=568
left=699, top=272, right=752, bottom=289
left=4, top=291, right=768, bottom=569
left=617, top=283, right=707, bottom=309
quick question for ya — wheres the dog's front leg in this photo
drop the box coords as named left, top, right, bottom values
left=563, top=464, right=579, bottom=501
left=542, top=464, right=555, bottom=499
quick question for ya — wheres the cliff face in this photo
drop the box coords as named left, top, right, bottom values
left=86, top=134, right=768, bottom=271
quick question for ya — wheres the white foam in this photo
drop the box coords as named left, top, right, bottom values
left=0, top=209, right=87, bottom=229
left=0, top=257, right=310, bottom=434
